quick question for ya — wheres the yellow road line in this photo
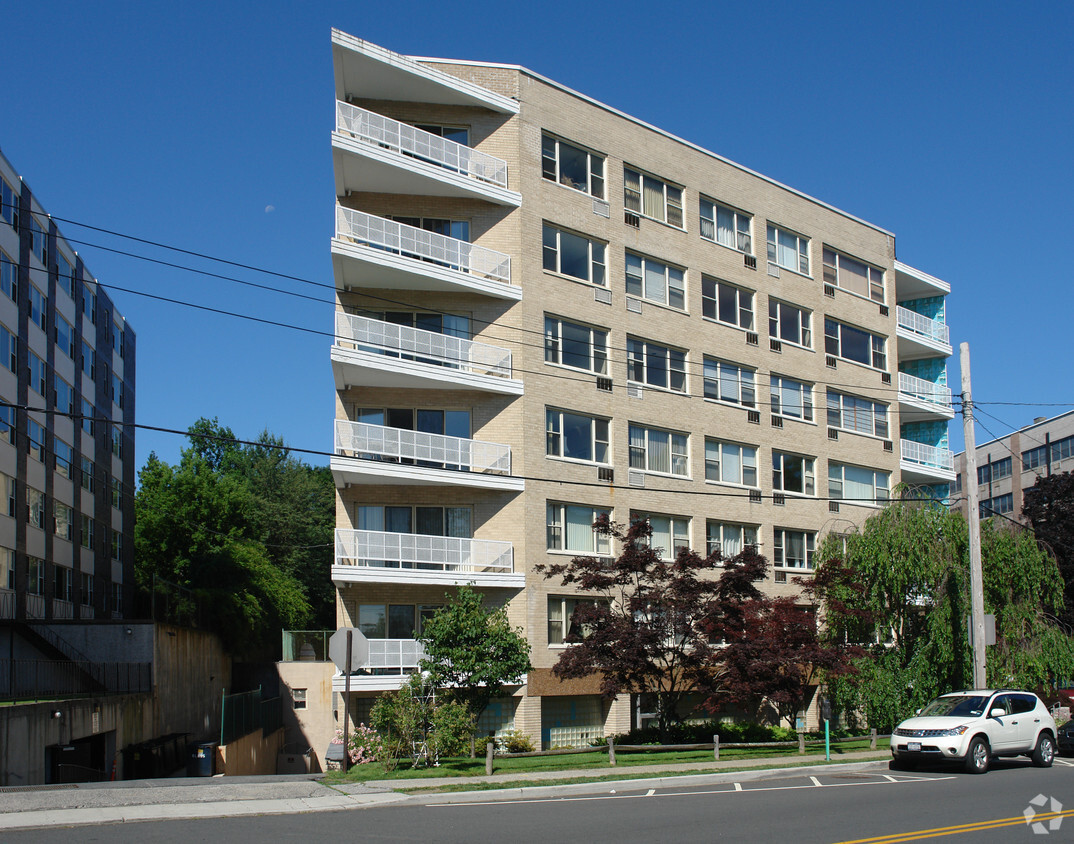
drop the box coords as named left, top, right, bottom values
left=833, top=810, right=1073, bottom=843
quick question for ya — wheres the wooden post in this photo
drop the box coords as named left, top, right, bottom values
left=607, top=736, right=616, bottom=766
left=342, top=630, right=353, bottom=773
left=470, top=735, right=476, bottom=759
left=798, top=732, right=805, bottom=754
left=485, top=741, right=494, bottom=776
left=870, top=729, right=877, bottom=750
left=713, top=734, right=719, bottom=761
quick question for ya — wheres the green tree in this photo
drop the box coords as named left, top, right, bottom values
left=418, top=584, right=531, bottom=727
left=135, top=418, right=334, bottom=657
left=813, top=501, right=1074, bottom=731
left=370, top=674, right=473, bottom=769
left=1022, top=471, right=1074, bottom=630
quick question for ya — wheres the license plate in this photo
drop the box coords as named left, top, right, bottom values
left=907, top=742, right=921, bottom=752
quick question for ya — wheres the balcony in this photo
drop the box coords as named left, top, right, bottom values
left=332, top=103, right=521, bottom=206
left=896, top=305, right=951, bottom=359
left=332, top=529, right=522, bottom=588
left=900, top=439, right=956, bottom=483
left=0, top=588, right=13, bottom=619
left=332, top=207, right=519, bottom=300
left=332, top=420, right=523, bottom=492
left=25, top=593, right=45, bottom=619
left=331, top=639, right=427, bottom=692
left=53, top=598, right=74, bottom=619
left=332, top=312, right=522, bottom=395
left=332, top=30, right=519, bottom=115
left=79, top=604, right=95, bottom=620
left=898, top=372, right=954, bottom=422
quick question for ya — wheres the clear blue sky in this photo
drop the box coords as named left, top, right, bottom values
left=2, top=0, right=1071, bottom=473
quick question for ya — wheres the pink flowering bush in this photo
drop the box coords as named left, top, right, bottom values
left=334, top=723, right=384, bottom=764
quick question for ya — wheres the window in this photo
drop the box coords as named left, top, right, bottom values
left=766, top=224, right=810, bottom=274
left=111, top=425, right=123, bottom=458
left=1, top=548, right=12, bottom=590
left=0, top=251, right=15, bottom=302
left=699, top=198, right=751, bottom=253
left=29, top=284, right=46, bottom=331
left=80, top=456, right=95, bottom=493
left=625, top=252, right=685, bottom=309
left=112, top=374, right=123, bottom=409
left=55, top=314, right=74, bottom=359
left=54, top=502, right=72, bottom=540
left=1023, top=444, right=1047, bottom=471
left=1051, top=435, right=1074, bottom=464
left=624, top=167, right=683, bottom=228
left=548, top=596, right=603, bottom=645
left=111, top=528, right=121, bottom=560
left=387, top=215, right=469, bottom=244
left=630, top=511, right=690, bottom=559
left=978, top=457, right=1013, bottom=485
left=2, top=473, right=15, bottom=517
left=546, top=409, right=609, bottom=464
left=627, top=337, right=686, bottom=392
left=82, top=281, right=96, bottom=324
left=980, top=493, right=1014, bottom=518
left=111, top=582, right=122, bottom=615
left=81, top=340, right=95, bottom=379
left=702, top=358, right=756, bottom=407
left=770, top=375, right=814, bottom=422
left=112, top=477, right=122, bottom=509
left=823, top=247, right=884, bottom=302
left=705, top=439, right=758, bottom=487
left=27, top=487, right=44, bottom=529
left=113, top=320, right=123, bottom=355
left=773, top=451, right=815, bottom=496
left=413, top=124, right=469, bottom=145
left=629, top=424, right=688, bottom=476
left=80, top=572, right=93, bottom=607
left=29, top=215, right=47, bottom=266
left=28, top=557, right=45, bottom=596
left=55, top=377, right=74, bottom=416
left=356, top=603, right=422, bottom=640
left=0, top=176, right=16, bottom=229
left=545, top=316, right=608, bottom=374
left=825, top=318, right=887, bottom=370
left=829, top=462, right=890, bottom=504
left=542, top=224, right=606, bottom=285
left=769, top=299, right=812, bottom=347
left=56, top=252, right=74, bottom=299
left=541, top=134, right=605, bottom=198
left=546, top=503, right=610, bottom=554
left=55, top=438, right=72, bottom=478
left=27, top=419, right=44, bottom=463
left=81, top=398, right=95, bottom=436
left=0, top=404, right=13, bottom=444
left=774, top=528, right=815, bottom=569
left=827, top=390, right=889, bottom=438
left=706, top=522, right=758, bottom=558
left=292, top=688, right=308, bottom=710
left=357, top=505, right=472, bottom=541
left=28, top=351, right=46, bottom=396
left=701, top=277, right=754, bottom=330
left=0, top=323, right=14, bottom=373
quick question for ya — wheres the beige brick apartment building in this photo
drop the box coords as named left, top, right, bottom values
left=325, top=31, right=954, bottom=748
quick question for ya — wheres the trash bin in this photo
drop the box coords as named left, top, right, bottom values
left=187, top=741, right=217, bottom=777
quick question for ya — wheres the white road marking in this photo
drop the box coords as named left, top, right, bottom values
left=810, top=776, right=823, bottom=787
left=734, top=783, right=742, bottom=792
left=883, top=775, right=898, bottom=782
left=645, top=789, right=655, bottom=797
left=1055, top=759, right=1074, bottom=767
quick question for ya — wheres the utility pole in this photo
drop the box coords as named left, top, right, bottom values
left=960, top=342, right=987, bottom=689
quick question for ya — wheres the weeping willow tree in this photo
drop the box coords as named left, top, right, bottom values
left=813, top=501, right=1074, bottom=732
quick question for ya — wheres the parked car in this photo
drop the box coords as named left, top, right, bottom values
left=1058, top=718, right=1074, bottom=757
left=890, top=689, right=1057, bottom=774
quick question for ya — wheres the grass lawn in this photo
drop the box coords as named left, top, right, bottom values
left=326, top=738, right=889, bottom=785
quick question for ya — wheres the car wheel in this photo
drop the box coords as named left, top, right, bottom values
left=965, top=737, right=989, bottom=774
left=889, top=757, right=917, bottom=771
left=1031, top=734, right=1055, bottom=768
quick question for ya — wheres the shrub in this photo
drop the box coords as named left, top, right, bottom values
left=335, top=723, right=383, bottom=765
left=369, top=674, right=475, bottom=769
left=495, top=729, right=536, bottom=754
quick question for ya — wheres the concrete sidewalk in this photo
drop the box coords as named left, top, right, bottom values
left=0, top=750, right=891, bottom=831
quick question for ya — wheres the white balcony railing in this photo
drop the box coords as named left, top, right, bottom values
left=25, top=593, right=45, bottom=619
left=53, top=599, right=74, bottom=619
left=335, top=420, right=511, bottom=475
left=897, top=306, right=950, bottom=346
left=362, top=639, right=426, bottom=673
left=336, top=207, right=512, bottom=284
left=335, top=529, right=514, bottom=575
left=336, top=101, right=509, bottom=188
left=335, top=312, right=512, bottom=379
left=0, top=588, right=14, bottom=619
left=79, top=603, right=96, bottom=620
left=901, top=439, right=955, bottom=471
left=898, top=372, right=953, bottom=409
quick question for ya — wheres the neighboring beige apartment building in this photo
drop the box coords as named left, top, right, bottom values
left=955, top=410, right=1074, bottom=522
left=322, top=31, right=954, bottom=749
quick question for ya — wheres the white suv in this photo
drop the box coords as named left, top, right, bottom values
left=891, top=689, right=1057, bottom=774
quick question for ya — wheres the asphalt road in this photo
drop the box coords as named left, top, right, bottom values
left=8, top=758, right=1074, bottom=843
